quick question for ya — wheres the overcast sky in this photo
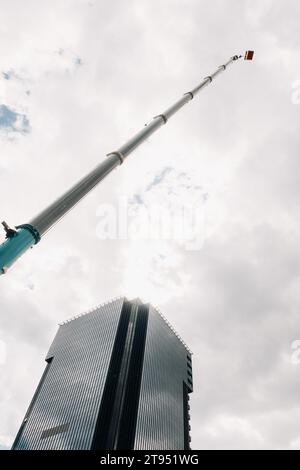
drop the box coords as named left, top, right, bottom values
left=0, top=0, right=300, bottom=450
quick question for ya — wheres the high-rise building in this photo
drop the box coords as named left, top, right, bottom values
left=12, top=297, right=193, bottom=450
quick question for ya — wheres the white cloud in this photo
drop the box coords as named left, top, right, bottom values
left=1, top=0, right=300, bottom=450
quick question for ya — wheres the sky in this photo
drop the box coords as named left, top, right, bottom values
left=0, top=0, right=300, bottom=450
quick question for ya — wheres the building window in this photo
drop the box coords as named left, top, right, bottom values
left=41, top=423, right=69, bottom=439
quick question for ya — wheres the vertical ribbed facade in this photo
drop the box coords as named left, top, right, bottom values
left=13, top=298, right=124, bottom=450
left=134, top=305, right=192, bottom=450
left=12, top=297, right=192, bottom=450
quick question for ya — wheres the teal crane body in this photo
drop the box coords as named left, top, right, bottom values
left=0, top=226, right=39, bottom=274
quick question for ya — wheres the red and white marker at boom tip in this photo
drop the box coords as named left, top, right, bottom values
left=244, top=50, right=254, bottom=60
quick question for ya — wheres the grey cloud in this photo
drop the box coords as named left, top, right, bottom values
left=1, top=0, right=300, bottom=450
left=0, top=289, right=52, bottom=349
left=167, top=222, right=300, bottom=448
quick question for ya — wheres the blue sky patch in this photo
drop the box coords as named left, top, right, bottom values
left=146, top=166, right=172, bottom=191
left=0, top=104, right=30, bottom=135
left=2, top=71, right=11, bottom=80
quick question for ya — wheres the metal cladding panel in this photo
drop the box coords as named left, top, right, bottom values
left=13, top=298, right=125, bottom=450
left=134, top=306, right=192, bottom=450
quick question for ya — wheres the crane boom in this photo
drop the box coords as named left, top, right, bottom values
left=0, top=53, right=246, bottom=275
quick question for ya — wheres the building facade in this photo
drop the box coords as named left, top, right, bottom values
left=12, top=297, right=193, bottom=450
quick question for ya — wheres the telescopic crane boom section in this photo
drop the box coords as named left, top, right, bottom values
left=0, top=52, right=252, bottom=275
